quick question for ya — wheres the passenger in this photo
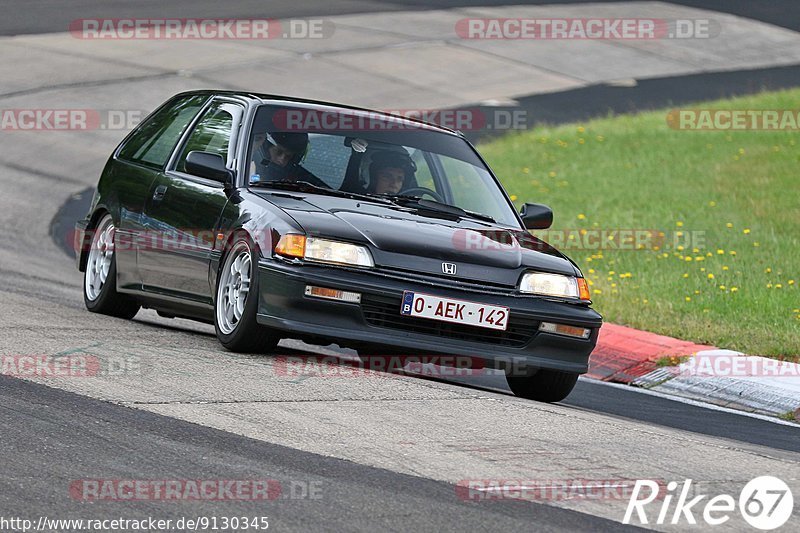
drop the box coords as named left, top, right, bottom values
left=251, top=132, right=326, bottom=186
left=366, top=150, right=417, bottom=195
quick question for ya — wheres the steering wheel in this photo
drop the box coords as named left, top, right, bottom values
left=398, top=187, right=445, bottom=203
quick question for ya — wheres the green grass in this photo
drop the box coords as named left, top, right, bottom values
left=778, top=410, right=799, bottom=423
left=479, top=89, right=800, bottom=356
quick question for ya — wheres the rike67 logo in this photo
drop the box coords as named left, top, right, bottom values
left=624, top=476, right=794, bottom=530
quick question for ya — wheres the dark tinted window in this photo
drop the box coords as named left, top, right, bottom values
left=175, top=105, right=235, bottom=174
left=117, top=95, right=207, bottom=169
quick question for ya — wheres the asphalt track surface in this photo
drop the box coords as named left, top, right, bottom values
left=2, top=1, right=800, bottom=531
left=465, top=64, right=800, bottom=142
left=1, top=375, right=636, bottom=531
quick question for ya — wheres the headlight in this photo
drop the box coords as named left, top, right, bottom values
left=275, top=234, right=374, bottom=268
left=306, top=237, right=374, bottom=267
left=519, top=272, right=590, bottom=301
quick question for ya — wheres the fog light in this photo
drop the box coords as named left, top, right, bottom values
left=304, top=285, right=361, bottom=303
left=539, top=322, right=591, bottom=339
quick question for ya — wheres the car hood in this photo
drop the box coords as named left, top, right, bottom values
left=255, top=192, right=580, bottom=286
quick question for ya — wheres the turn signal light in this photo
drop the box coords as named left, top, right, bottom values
left=539, top=322, right=592, bottom=339
left=275, top=234, right=306, bottom=258
left=304, top=285, right=362, bottom=303
left=577, top=278, right=591, bottom=301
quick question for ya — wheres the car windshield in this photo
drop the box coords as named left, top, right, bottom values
left=246, top=103, right=520, bottom=227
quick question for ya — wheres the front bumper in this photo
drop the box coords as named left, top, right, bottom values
left=256, top=259, right=602, bottom=374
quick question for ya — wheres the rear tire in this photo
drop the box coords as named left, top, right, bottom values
left=506, top=368, right=579, bottom=403
left=83, top=214, right=139, bottom=319
left=214, top=237, right=279, bottom=353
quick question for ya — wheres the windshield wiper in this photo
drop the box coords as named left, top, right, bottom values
left=251, top=182, right=496, bottom=223
left=383, top=195, right=496, bottom=223
left=251, top=180, right=395, bottom=205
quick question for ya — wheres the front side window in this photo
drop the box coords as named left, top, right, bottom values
left=117, top=94, right=207, bottom=169
left=175, top=104, right=235, bottom=174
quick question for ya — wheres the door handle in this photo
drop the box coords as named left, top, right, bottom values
left=152, top=185, right=168, bottom=202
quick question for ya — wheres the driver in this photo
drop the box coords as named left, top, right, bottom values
left=366, top=150, right=417, bottom=195
left=250, top=131, right=326, bottom=186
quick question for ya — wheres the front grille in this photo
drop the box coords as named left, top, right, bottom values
left=361, top=294, right=539, bottom=347
left=376, top=266, right=514, bottom=291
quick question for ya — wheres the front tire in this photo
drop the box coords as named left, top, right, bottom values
left=83, top=214, right=139, bottom=319
left=506, top=368, right=579, bottom=403
left=214, top=237, right=279, bottom=353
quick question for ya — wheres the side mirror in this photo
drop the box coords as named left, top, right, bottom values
left=520, top=203, right=553, bottom=229
left=185, top=151, right=233, bottom=184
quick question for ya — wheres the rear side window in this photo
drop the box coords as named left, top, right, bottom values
left=117, top=95, right=207, bottom=169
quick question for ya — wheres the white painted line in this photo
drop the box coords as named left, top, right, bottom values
left=579, top=376, right=800, bottom=427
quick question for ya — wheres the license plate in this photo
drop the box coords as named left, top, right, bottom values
left=400, top=291, right=509, bottom=331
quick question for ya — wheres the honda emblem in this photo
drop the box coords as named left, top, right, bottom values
left=441, top=262, right=457, bottom=275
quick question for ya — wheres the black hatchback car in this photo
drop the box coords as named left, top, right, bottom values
left=76, top=90, right=602, bottom=402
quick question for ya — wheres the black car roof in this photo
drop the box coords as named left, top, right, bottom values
left=172, top=89, right=462, bottom=136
